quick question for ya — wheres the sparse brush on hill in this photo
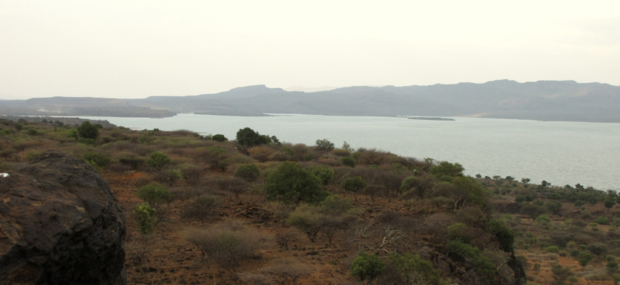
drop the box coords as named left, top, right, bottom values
left=0, top=122, right=533, bottom=285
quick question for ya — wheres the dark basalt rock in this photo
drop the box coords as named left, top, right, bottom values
left=0, top=151, right=126, bottom=285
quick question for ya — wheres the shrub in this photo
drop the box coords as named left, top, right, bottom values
left=388, top=253, right=442, bottom=285
left=536, top=214, right=552, bottom=225
left=236, top=127, right=269, bottom=147
left=137, top=182, right=172, bottom=204
left=315, top=139, right=334, bottom=151
left=287, top=206, right=323, bottom=243
left=27, top=129, right=39, bottom=136
left=77, top=138, right=97, bottom=146
left=486, top=219, right=515, bottom=252
left=545, top=201, right=562, bottom=215
left=430, top=161, right=464, bottom=178
left=133, top=202, right=156, bottom=234
left=180, top=194, right=222, bottom=226
left=181, top=165, right=203, bottom=185
left=212, top=134, right=228, bottom=142
left=350, top=252, right=386, bottom=281
left=183, top=219, right=271, bottom=271
left=546, top=246, right=559, bottom=253
left=264, top=162, right=328, bottom=204
left=341, top=156, right=356, bottom=168
left=261, top=258, right=314, bottom=285
left=570, top=250, right=581, bottom=257
left=216, top=176, right=248, bottom=200
left=581, top=210, right=592, bottom=219
left=138, top=134, right=155, bottom=145
left=14, top=124, right=23, bottom=131
left=82, top=152, right=111, bottom=168
left=77, top=121, right=99, bottom=139
left=23, top=150, right=42, bottom=162
left=248, top=146, right=275, bottom=162
left=235, top=164, right=260, bottom=182
left=310, top=166, right=335, bottom=186
left=607, top=260, right=618, bottom=274
left=597, top=216, right=610, bottom=225
left=447, top=223, right=470, bottom=243
left=145, top=151, right=171, bottom=170
left=340, top=176, right=366, bottom=199
left=579, top=252, right=592, bottom=267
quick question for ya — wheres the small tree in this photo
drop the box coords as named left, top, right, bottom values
left=77, top=121, right=99, bottom=140
left=350, top=252, right=386, bottom=281
left=315, top=139, right=334, bottom=151
left=341, top=176, right=366, bottom=201
left=578, top=252, right=592, bottom=269
left=551, top=264, right=573, bottom=285
left=236, top=127, right=269, bottom=147
left=311, top=166, right=335, bottom=186
left=133, top=202, right=156, bottom=234
left=235, top=164, right=260, bottom=182
left=82, top=152, right=111, bottom=168
left=287, top=206, right=323, bottom=243
left=145, top=151, right=171, bottom=170
left=137, top=182, right=172, bottom=204
left=212, top=134, right=228, bottom=142
left=180, top=195, right=222, bottom=226
left=264, top=162, right=327, bottom=204
left=341, top=156, right=356, bottom=168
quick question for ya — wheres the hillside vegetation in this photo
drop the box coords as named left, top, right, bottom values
left=4, top=118, right=615, bottom=284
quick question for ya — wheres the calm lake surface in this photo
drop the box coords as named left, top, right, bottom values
left=78, top=114, right=620, bottom=191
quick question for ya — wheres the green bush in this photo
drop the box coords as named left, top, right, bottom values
left=341, top=156, right=356, bottom=168
left=67, top=129, right=78, bottom=139
left=311, top=166, right=335, bottom=186
left=315, top=139, right=335, bottom=151
left=15, top=124, right=23, bottom=131
left=340, top=176, right=366, bottom=197
left=597, top=216, right=610, bottom=225
left=77, top=137, right=97, bottom=146
left=235, top=164, right=260, bottom=182
left=133, top=202, right=156, bottom=234
left=546, top=246, right=559, bottom=253
left=447, top=223, right=470, bottom=243
left=137, top=182, right=171, bottom=204
left=236, top=127, right=269, bottom=147
left=264, top=162, right=328, bottom=204
left=212, top=134, right=227, bottom=142
left=82, top=152, right=111, bottom=168
left=486, top=219, right=515, bottom=252
left=145, top=151, right=171, bottom=170
left=570, top=250, right=581, bottom=257
left=578, top=252, right=592, bottom=267
left=430, top=161, right=464, bottom=178
left=77, top=121, right=99, bottom=139
left=389, top=253, right=442, bottom=285
left=536, top=214, right=552, bottom=225
left=350, top=252, right=386, bottom=281
left=138, top=134, right=155, bottom=144
left=27, top=129, right=39, bottom=136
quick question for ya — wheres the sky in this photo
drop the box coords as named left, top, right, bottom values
left=1, top=1, right=619, bottom=99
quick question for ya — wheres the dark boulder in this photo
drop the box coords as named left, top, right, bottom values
left=0, top=151, right=126, bottom=285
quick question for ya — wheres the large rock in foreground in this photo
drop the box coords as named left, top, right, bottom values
left=0, top=151, right=126, bottom=285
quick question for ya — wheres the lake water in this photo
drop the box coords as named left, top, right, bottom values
left=77, top=114, right=620, bottom=191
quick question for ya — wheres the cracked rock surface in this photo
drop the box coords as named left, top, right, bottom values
left=0, top=151, right=126, bottom=285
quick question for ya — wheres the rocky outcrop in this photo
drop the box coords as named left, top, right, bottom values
left=0, top=151, right=126, bottom=285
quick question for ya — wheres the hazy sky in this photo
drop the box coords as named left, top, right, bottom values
left=1, top=1, right=619, bottom=99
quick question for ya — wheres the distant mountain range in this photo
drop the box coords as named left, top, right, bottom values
left=2, top=80, right=620, bottom=122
